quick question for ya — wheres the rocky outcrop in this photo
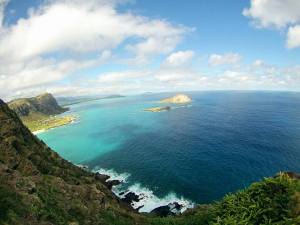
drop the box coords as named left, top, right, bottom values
left=105, top=179, right=122, bottom=189
left=8, top=93, right=68, bottom=118
left=159, top=94, right=192, bottom=104
left=151, top=202, right=183, bottom=217
left=121, top=192, right=140, bottom=205
left=144, top=106, right=171, bottom=112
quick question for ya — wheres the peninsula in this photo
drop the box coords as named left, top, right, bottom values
left=8, top=93, right=76, bottom=132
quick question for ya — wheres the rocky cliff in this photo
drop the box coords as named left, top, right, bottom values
left=8, top=93, right=68, bottom=118
left=0, top=99, right=143, bottom=225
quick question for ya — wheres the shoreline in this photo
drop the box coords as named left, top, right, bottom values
left=92, top=167, right=194, bottom=215
left=31, top=115, right=78, bottom=135
left=32, top=129, right=47, bottom=135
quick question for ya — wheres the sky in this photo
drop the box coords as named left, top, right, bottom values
left=0, top=0, right=300, bottom=100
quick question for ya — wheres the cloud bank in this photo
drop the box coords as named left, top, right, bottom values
left=0, top=0, right=189, bottom=99
left=0, top=0, right=299, bottom=100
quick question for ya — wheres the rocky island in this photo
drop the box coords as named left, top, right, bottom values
left=159, top=94, right=192, bottom=104
left=144, top=106, right=171, bottom=112
left=8, top=93, right=76, bottom=132
left=144, top=94, right=192, bottom=112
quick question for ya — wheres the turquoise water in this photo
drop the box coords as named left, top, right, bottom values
left=38, top=95, right=167, bottom=163
left=38, top=91, right=300, bottom=211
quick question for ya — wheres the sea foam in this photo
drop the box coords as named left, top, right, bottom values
left=94, top=168, right=194, bottom=213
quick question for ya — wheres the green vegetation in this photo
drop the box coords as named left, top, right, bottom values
left=1, top=98, right=300, bottom=224
left=210, top=173, right=300, bottom=224
left=23, top=114, right=76, bottom=132
left=8, top=93, right=68, bottom=117
left=8, top=93, right=75, bottom=132
left=146, top=174, right=300, bottom=224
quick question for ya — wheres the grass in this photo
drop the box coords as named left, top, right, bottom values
left=0, top=185, right=27, bottom=225
left=145, top=173, right=300, bottom=225
left=210, top=173, right=300, bottom=224
left=22, top=114, right=76, bottom=132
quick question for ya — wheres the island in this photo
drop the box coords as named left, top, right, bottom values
left=159, top=94, right=192, bottom=104
left=8, top=93, right=76, bottom=132
left=144, top=94, right=192, bottom=112
left=144, top=106, right=171, bottom=112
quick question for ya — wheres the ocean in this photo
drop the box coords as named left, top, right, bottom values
left=37, top=91, right=300, bottom=212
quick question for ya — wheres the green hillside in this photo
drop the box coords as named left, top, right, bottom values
left=8, top=93, right=75, bottom=132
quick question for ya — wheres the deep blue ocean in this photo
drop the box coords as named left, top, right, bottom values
left=37, top=91, right=300, bottom=212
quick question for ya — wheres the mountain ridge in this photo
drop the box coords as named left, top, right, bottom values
left=8, top=93, right=68, bottom=118
left=7, top=93, right=75, bottom=132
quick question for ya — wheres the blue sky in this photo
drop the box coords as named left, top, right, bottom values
left=121, top=0, right=297, bottom=65
left=0, top=0, right=300, bottom=100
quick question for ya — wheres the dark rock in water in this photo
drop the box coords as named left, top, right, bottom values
left=105, top=180, right=121, bottom=189
left=151, top=202, right=183, bottom=217
left=171, top=202, right=183, bottom=211
left=95, top=173, right=110, bottom=183
left=77, top=164, right=89, bottom=170
left=119, top=191, right=125, bottom=196
left=151, top=205, right=175, bottom=217
left=121, top=192, right=140, bottom=204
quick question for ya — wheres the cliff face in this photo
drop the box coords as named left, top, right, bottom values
left=0, top=99, right=142, bottom=225
left=8, top=93, right=68, bottom=118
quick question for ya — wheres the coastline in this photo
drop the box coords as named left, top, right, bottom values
left=93, top=167, right=194, bottom=214
left=32, top=129, right=47, bottom=135
left=30, top=115, right=78, bottom=135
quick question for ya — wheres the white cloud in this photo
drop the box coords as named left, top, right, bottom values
left=76, top=60, right=300, bottom=97
left=287, top=25, right=300, bottom=48
left=243, top=0, right=300, bottom=49
left=253, top=59, right=264, bottom=67
left=243, top=0, right=300, bottom=29
left=0, top=52, right=111, bottom=99
left=165, top=50, right=194, bottom=66
left=209, top=53, right=241, bottom=66
left=0, top=0, right=188, bottom=63
left=0, top=0, right=191, bottom=99
left=98, top=70, right=149, bottom=83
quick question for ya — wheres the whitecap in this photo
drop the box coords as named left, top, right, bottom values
left=93, top=167, right=194, bottom=213
left=113, top=183, right=194, bottom=213
left=93, top=167, right=130, bottom=182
